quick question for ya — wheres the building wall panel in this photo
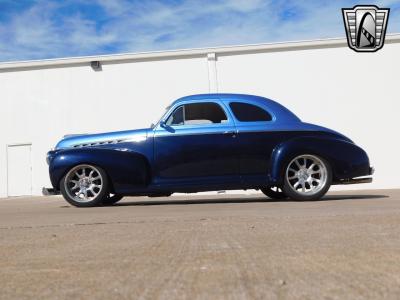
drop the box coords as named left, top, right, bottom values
left=0, top=38, right=399, bottom=197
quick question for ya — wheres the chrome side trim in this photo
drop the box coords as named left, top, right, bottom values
left=72, top=139, right=126, bottom=148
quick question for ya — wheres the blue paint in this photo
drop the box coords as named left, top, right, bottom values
left=48, top=94, right=372, bottom=195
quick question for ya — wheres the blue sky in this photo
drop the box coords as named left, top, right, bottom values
left=0, top=0, right=399, bottom=62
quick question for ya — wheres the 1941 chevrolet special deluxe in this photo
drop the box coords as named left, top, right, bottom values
left=47, top=94, right=374, bottom=207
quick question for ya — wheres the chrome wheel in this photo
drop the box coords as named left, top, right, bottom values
left=285, top=155, right=328, bottom=196
left=64, top=164, right=104, bottom=203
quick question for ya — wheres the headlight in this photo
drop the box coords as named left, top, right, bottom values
left=46, top=153, right=51, bottom=165
left=46, top=150, right=56, bottom=165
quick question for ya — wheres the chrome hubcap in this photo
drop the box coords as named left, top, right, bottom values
left=64, top=165, right=103, bottom=203
left=286, top=155, right=327, bottom=195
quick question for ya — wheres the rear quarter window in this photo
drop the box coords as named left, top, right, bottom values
left=229, top=102, right=272, bottom=122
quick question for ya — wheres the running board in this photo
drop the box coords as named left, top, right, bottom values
left=339, top=177, right=373, bottom=185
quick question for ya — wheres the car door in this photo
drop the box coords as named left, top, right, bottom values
left=222, top=100, right=279, bottom=184
left=153, top=100, right=239, bottom=186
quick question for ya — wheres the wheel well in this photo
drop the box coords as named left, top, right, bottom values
left=272, top=151, right=332, bottom=185
left=57, top=162, right=113, bottom=191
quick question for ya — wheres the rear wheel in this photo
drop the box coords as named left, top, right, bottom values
left=260, top=186, right=287, bottom=200
left=60, top=164, right=109, bottom=207
left=282, top=154, right=332, bottom=201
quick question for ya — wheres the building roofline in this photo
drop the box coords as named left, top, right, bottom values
left=1, top=34, right=400, bottom=71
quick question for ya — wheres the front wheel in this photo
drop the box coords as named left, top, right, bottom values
left=60, top=164, right=109, bottom=207
left=282, top=154, right=332, bottom=201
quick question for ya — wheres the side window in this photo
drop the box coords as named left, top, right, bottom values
left=166, top=106, right=184, bottom=126
left=229, top=102, right=272, bottom=122
left=166, top=102, right=227, bottom=126
left=184, top=103, right=227, bottom=125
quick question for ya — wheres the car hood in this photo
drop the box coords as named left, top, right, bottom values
left=55, top=128, right=150, bottom=149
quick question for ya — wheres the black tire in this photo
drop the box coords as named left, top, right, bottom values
left=260, top=186, right=287, bottom=200
left=102, top=194, right=124, bottom=206
left=60, top=164, right=109, bottom=207
left=282, top=154, right=332, bottom=201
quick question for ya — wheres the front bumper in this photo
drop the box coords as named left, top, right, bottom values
left=42, top=187, right=60, bottom=195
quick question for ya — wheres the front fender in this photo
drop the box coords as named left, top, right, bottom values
left=269, top=136, right=370, bottom=184
left=49, top=148, right=150, bottom=191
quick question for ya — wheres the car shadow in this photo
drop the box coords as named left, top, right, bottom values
left=112, top=194, right=389, bottom=207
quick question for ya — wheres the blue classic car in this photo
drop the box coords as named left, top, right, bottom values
left=47, top=94, right=373, bottom=207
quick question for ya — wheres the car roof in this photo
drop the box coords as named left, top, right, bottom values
left=172, top=93, right=301, bottom=123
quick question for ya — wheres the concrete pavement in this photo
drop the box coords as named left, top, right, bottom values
left=1, top=190, right=400, bottom=299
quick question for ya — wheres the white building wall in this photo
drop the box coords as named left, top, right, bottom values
left=216, top=43, right=400, bottom=189
left=0, top=57, right=209, bottom=197
left=0, top=37, right=399, bottom=197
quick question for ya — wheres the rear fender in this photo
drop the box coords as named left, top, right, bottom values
left=49, top=148, right=150, bottom=191
left=269, top=136, right=370, bottom=185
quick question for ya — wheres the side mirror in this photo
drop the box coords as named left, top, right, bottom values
left=158, top=121, right=175, bottom=133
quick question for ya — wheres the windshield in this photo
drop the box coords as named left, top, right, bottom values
left=150, top=106, right=170, bottom=129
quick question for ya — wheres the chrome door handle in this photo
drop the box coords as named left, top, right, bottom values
left=223, top=130, right=237, bottom=137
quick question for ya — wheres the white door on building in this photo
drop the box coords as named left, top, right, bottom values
left=7, top=144, right=32, bottom=196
